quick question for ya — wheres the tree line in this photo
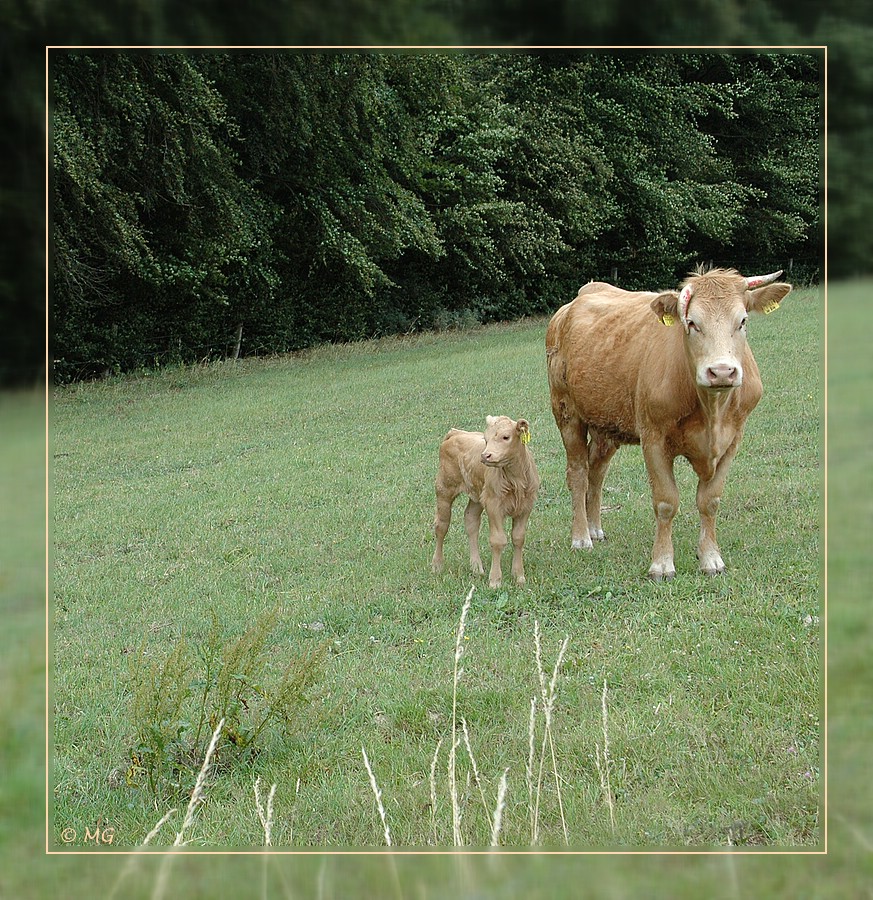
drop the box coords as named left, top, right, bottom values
left=7, top=1, right=871, bottom=386
left=51, top=50, right=820, bottom=381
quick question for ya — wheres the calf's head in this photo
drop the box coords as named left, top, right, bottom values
left=651, top=268, right=792, bottom=390
left=481, top=415, right=531, bottom=467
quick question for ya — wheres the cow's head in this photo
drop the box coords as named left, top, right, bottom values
left=650, top=268, right=792, bottom=390
left=481, top=415, right=531, bottom=466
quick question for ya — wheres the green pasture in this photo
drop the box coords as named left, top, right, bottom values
left=50, top=288, right=822, bottom=851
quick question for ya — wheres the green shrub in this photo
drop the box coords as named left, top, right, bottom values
left=127, top=608, right=325, bottom=801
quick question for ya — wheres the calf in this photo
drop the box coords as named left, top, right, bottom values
left=432, top=415, right=540, bottom=588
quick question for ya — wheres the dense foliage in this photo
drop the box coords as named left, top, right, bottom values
left=50, top=51, right=820, bottom=381
left=5, top=0, right=870, bottom=385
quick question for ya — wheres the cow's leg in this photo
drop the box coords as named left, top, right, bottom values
left=485, top=507, right=508, bottom=588
left=432, top=490, right=456, bottom=573
left=642, top=441, right=680, bottom=581
left=556, top=411, right=592, bottom=549
left=464, top=499, right=486, bottom=576
left=695, top=437, right=742, bottom=575
left=586, top=429, right=619, bottom=542
left=509, top=511, right=532, bottom=585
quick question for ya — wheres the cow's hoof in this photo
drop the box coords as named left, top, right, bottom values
left=589, top=527, right=606, bottom=542
left=648, top=563, right=676, bottom=582
left=571, top=536, right=594, bottom=550
left=698, top=550, right=725, bottom=576
left=489, top=579, right=502, bottom=589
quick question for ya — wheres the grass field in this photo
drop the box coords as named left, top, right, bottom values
left=50, top=287, right=822, bottom=851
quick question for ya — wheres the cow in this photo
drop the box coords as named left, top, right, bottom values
left=545, top=267, right=792, bottom=580
left=432, top=415, right=540, bottom=588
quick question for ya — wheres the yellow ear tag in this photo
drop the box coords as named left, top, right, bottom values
left=521, top=431, right=531, bottom=445
left=660, top=313, right=676, bottom=326
left=762, top=301, right=780, bottom=314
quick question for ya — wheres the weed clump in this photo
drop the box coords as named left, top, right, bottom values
left=126, top=608, right=324, bottom=801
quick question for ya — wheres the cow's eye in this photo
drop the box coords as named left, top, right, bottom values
left=503, top=434, right=510, bottom=441
left=688, top=320, right=701, bottom=333
left=738, top=316, right=748, bottom=330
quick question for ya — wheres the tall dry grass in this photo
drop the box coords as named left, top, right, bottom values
left=133, top=591, right=594, bottom=851
left=595, top=681, right=616, bottom=834
left=363, top=589, right=576, bottom=848
left=531, top=621, right=570, bottom=845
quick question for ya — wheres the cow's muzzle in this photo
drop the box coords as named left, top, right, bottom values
left=704, top=362, right=742, bottom=388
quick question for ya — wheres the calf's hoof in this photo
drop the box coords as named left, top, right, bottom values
left=589, top=526, right=606, bottom=542
left=571, top=536, right=594, bottom=550
left=489, top=577, right=503, bottom=588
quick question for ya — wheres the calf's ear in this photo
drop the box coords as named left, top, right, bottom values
left=651, top=292, right=679, bottom=326
left=746, top=282, right=792, bottom=315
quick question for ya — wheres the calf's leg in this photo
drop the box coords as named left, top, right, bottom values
left=464, top=499, right=485, bottom=576
left=509, top=512, right=532, bottom=585
left=485, top=508, right=508, bottom=588
left=432, top=491, right=455, bottom=573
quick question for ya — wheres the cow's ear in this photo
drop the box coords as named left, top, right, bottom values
left=651, top=292, right=679, bottom=326
left=746, top=282, right=792, bottom=315
left=516, top=419, right=531, bottom=444
left=486, top=415, right=496, bottom=427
